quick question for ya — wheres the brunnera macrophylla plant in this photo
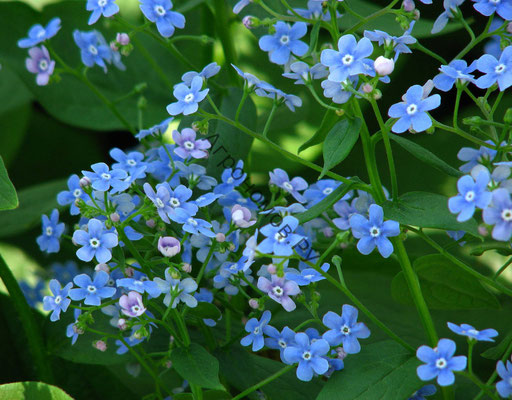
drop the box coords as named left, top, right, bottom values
left=8, top=0, right=512, bottom=399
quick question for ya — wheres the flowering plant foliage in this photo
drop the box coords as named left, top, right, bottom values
left=3, top=0, right=512, bottom=399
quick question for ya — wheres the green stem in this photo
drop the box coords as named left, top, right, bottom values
left=132, top=36, right=174, bottom=91
left=0, top=254, right=54, bottom=383
left=491, top=91, right=505, bottom=117
left=433, top=121, right=495, bottom=149
left=458, top=371, right=499, bottom=400
left=412, top=42, right=447, bottom=64
left=493, top=257, right=512, bottom=280
left=231, top=365, right=295, bottom=400
left=262, top=103, right=278, bottom=137
left=453, top=87, right=462, bottom=129
left=213, top=0, right=238, bottom=85
left=235, top=90, right=249, bottom=122
left=454, top=16, right=494, bottom=60
left=306, top=84, right=341, bottom=111
left=468, top=340, right=475, bottom=375
left=196, top=245, right=216, bottom=287
left=345, top=0, right=401, bottom=34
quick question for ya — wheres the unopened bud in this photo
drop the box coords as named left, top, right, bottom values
left=73, top=324, right=84, bottom=335
left=336, top=347, right=347, bottom=360
left=362, top=83, right=373, bottom=94
left=117, top=318, right=127, bottom=330
left=249, top=298, right=259, bottom=309
left=170, top=270, right=181, bottom=280
left=110, top=212, right=120, bottom=222
left=93, top=340, right=107, bottom=352
left=116, top=32, right=130, bottom=45
left=323, top=227, right=334, bottom=237
left=267, top=264, right=277, bottom=274
left=146, top=219, right=156, bottom=228
left=79, top=176, right=91, bottom=188
left=125, top=267, right=135, bottom=278
left=374, top=56, right=394, bottom=76
left=243, top=15, right=256, bottom=29
left=504, top=108, right=512, bottom=124
left=181, top=263, right=192, bottom=273
left=110, top=41, right=118, bottom=52
left=373, top=90, right=382, bottom=100
left=403, top=0, right=415, bottom=12
left=478, top=225, right=489, bottom=236
left=95, top=263, right=110, bottom=273
left=335, top=108, right=345, bottom=116
left=216, top=233, right=226, bottom=242
left=158, top=236, right=181, bottom=257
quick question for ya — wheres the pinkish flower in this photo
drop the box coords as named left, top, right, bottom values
left=119, top=291, right=146, bottom=317
left=231, top=204, right=256, bottom=228
left=172, top=128, right=211, bottom=159
left=25, top=45, right=55, bottom=86
left=158, top=236, right=181, bottom=257
left=257, top=275, right=300, bottom=312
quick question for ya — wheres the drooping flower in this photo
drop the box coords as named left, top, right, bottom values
left=116, top=275, right=161, bottom=298
left=259, top=21, right=308, bottom=65
left=119, top=291, right=146, bottom=317
left=322, top=304, right=370, bottom=353
left=282, top=62, right=328, bottom=85
left=388, top=85, right=441, bottom=133
left=18, top=18, right=61, bottom=48
left=43, top=279, right=72, bottom=321
left=433, top=59, right=477, bottom=91
left=333, top=199, right=358, bottom=230
left=364, top=23, right=417, bottom=61
left=408, top=385, right=437, bottom=400
left=320, top=78, right=356, bottom=104
left=181, top=62, right=220, bottom=85
left=286, top=263, right=330, bottom=286
left=257, top=275, right=300, bottom=312
left=349, top=204, right=400, bottom=258
left=167, top=76, right=209, bottom=116
left=483, top=188, right=512, bottom=241
left=69, top=271, right=117, bottom=306
left=447, top=322, right=498, bottom=342
left=66, top=308, right=82, bottom=345
left=241, top=310, right=272, bottom=351
left=457, top=141, right=497, bottom=172
left=153, top=268, right=198, bottom=307
left=431, top=0, right=465, bottom=34
left=136, top=117, right=173, bottom=140
left=72, top=218, right=118, bottom=263
left=416, top=339, right=467, bottom=386
left=139, top=0, right=185, bottom=38
left=172, top=128, right=211, bottom=159
left=448, top=171, right=492, bottom=222
left=475, top=46, right=512, bottom=91
left=25, top=45, right=55, bottom=86
left=86, top=0, right=119, bottom=25
left=496, top=360, right=512, bottom=398
left=283, top=332, right=330, bottom=381
left=37, top=209, right=65, bottom=253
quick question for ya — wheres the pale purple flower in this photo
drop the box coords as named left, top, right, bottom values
left=158, top=236, right=181, bottom=257
left=231, top=204, right=256, bottom=228
left=172, top=128, right=211, bottom=159
left=119, top=291, right=146, bottom=317
left=25, top=45, right=55, bottom=86
left=257, top=275, right=300, bottom=312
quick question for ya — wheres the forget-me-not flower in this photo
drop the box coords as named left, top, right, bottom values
left=241, top=310, right=272, bottom=351
left=43, top=279, right=72, bottom=321
left=264, top=325, right=296, bottom=362
left=483, top=188, right=512, bottom=241
left=58, top=174, right=88, bottom=215
left=457, top=141, right=497, bottom=172
left=82, top=162, right=129, bottom=194
left=139, top=0, right=185, bottom=38
left=172, top=128, right=211, bottom=159
left=431, top=0, right=464, bottom=34
left=72, top=218, right=118, bottom=263
left=86, top=0, right=119, bottom=25
left=283, top=332, right=330, bottom=382
left=408, top=385, right=437, bottom=400
left=496, top=360, right=512, bottom=398
left=167, top=76, right=209, bottom=115
left=283, top=62, right=328, bottom=85
left=257, top=215, right=305, bottom=256
left=472, top=0, right=512, bottom=20
left=181, top=62, right=220, bottom=85
left=154, top=268, right=198, bottom=308
left=269, top=168, right=308, bottom=203
left=25, top=46, right=55, bottom=86
left=448, top=171, right=491, bottom=222
left=447, top=322, right=498, bottom=341
left=475, top=46, right=512, bottom=91
left=257, top=275, right=300, bottom=311
left=322, top=304, right=370, bottom=353
left=18, top=18, right=61, bottom=48
left=73, top=30, right=112, bottom=71
left=259, top=21, right=308, bottom=65
left=69, top=271, right=117, bottom=306
left=37, top=209, right=65, bottom=253
left=433, top=59, right=477, bottom=91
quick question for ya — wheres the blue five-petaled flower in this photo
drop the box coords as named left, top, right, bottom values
left=241, top=310, right=272, bottom=351
left=18, top=18, right=61, bottom=48
left=43, top=279, right=72, bottom=321
left=69, top=271, right=117, bottom=306
left=448, top=171, right=492, bottom=222
left=167, top=76, right=209, bottom=116
left=139, top=0, right=185, bottom=38
left=37, top=209, right=65, bottom=253
left=322, top=304, right=370, bottom=353
left=72, top=218, right=118, bottom=263
left=283, top=332, right=330, bottom=382
left=86, top=0, right=119, bottom=25
left=259, top=21, right=308, bottom=65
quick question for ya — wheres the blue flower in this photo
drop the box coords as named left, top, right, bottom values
left=476, top=46, right=512, bottom=91
left=349, top=204, right=400, bottom=258
left=181, top=62, right=220, bottom=85
left=457, top=141, right=497, bottom=172
left=153, top=268, right=198, bottom=308
left=286, top=263, right=329, bottom=286
left=259, top=21, right=308, bottom=65
left=140, top=0, right=185, bottom=38
left=333, top=199, right=358, bottom=230
left=175, top=161, right=217, bottom=190
left=213, top=263, right=252, bottom=295
left=269, top=168, right=308, bottom=203
left=116, top=276, right=161, bottom=298
left=20, top=280, right=45, bottom=308
left=322, top=304, right=370, bottom=353
left=51, top=261, right=80, bottom=285
left=283, top=332, right=330, bottom=381
left=408, top=385, right=437, bottom=400
left=320, top=34, right=374, bottom=82
left=73, top=30, right=112, bottom=71
left=257, top=275, right=300, bottom=312
left=483, top=188, right=512, bottom=241
left=214, top=160, right=247, bottom=195
left=497, top=360, right=512, bottom=398
left=447, top=322, right=498, bottom=342
left=136, top=117, right=173, bottom=140
left=448, top=171, right=491, bottom=222
left=388, top=85, right=441, bottom=133
left=254, top=82, right=303, bottom=111
left=86, top=0, right=119, bottom=25
left=172, top=128, right=211, bottom=159
left=57, top=174, right=88, bottom=215
left=18, top=18, right=61, bottom=48
left=25, top=45, right=55, bottom=86
left=320, top=78, right=356, bottom=104
left=257, top=215, right=305, bottom=256
left=143, top=182, right=173, bottom=223
left=69, top=271, right=117, bottom=306
left=416, top=338, right=467, bottom=386
left=433, top=59, right=477, bottom=91
left=233, top=0, right=251, bottom=14
left=43, top=279, right=72, bottom=321
left=304, top=179, right=342, bottom=206
left=292, top=1, right=333, bottom=21
left=163, top=183, right=198, bottom=221
left=37, top=209, right=65, bottom=253
left=194, top=288, right=219, bottom=326
left=167, top=76, right=209, bottom=116
left=232, top=64, right=262, bottom=88
left=364, top=23, right=417, bottom=61
left=473, top=0, right=512, bottom=19
left=240, top=310, right=271, bottom=351
left=264, top=325, right=296, bottom=362
left=283, top=62, right=328, bottom=85
left=431, top=0, right=464, bottom=34
left=172, top=209, right=215, bottom=237
left=110, top=148, right=147, bottom=179
left=66, top=308, right=82, bottom=345
left=82, top=162, right=129, bottom=194
left=72, top=218, right=118, bottom=263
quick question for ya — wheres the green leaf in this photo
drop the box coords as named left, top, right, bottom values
left=0, top=156, right=18, bottom=211
left=216, top=347, right=322, bottom=400
left=481, top=331, right=512, bottom=360
left=0, top=178, right=66, bottom=238
left=187, top=301, right=221, bottom=320
left=382, top=191, right=480, bottom=236
left=391, top=254, right=500, bottom=310
left=390, top=134, right=462, bottom=178
left=0, top=382, right=74, bottom=400
left=170, top=343, right=223, bottom=390
left=0, top=103, right=32, bottom=167
left=297, top=182, right=356, bottom=224
left=298, top=109, right=340, bottom=154
left=470, top=243, right=512, bottom=257
left=316, top=341, right=422, bottom=400
left=320, top=118, right=362, bottom=178
left=173, top=390, right=230, bottom=400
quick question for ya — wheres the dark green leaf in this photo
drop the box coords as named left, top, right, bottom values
left=390, top=134, right=462, bottom=178
left=320, top=118, right=362, bottom=178
left=0, top=178, right=66, bottom=238
left=481, top=331, right=512, bottom=360
left=391, top=254, right=500, bottom=310
left=170, top=343, right=223, bottom=390
left=0, top=382, right=74, bottom=400
left=317, top=341, right=422, bottom=400
left=382, top=191, right=480, bottom=236
left=470, top=243, right=512, bottom=257
left=0, top=156, right=18, bottom=211
left=298, top=109, right=340, bottom=153
left=0, top=64, right=33, bottom=115
left=174, top=390, right=230, bottom=400
left=0, top=103, right=31, bottom=167
left=187, top=301, right=221, bottom=320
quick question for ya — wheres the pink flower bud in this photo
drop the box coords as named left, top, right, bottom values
left=125, top=267, right=135, bottom=278
left=374, top=56, right=394, bottom=76
left=323, top=227, right=334, bottom=238
left=110, top=41, right=118, bottom=52
left=403, top=0, right=415, bottom=12
left=116, top=32, right=130, bottom=46
left=95, top=263, right=110, bottom=273
left=249, top=298, right=259, bottom=309
left=117, top=318, right=127, bottom=330
left=73, top=324, right=84, bottom=335
left=110, top=212, right=120, bottom=222
left=362, top=83, right=373, bottom=94
left=158, top=236, right=181, bottom=257
left=267, top=264, right=277, bottom=274
left=146, top=219, right=156, bottom=228
left=79, top=176, right=91, bottom=188
left=242, top=15, right=255, bottom=29
left=216, top=233, right=226, bottom=243
left=336, top=347, right=347, bottom=360
left=181, top=263, right=192, bottom=273
left=165, top=360, right=172, bottom=368
left=93, top=340, right=107, bottom=352
left=231, top=205, right=256, bottom=228
left=478, top=225, right=489, bottom=236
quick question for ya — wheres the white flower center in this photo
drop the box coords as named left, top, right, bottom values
left=39, top=59, right=48, bottom=71
left=304, top=274, right=315, bottom=280
left=465, top=190, right=475, bottom=202
left=101, top=172, right=111, bottom=180
left=341, top=325, right=351, bottom=335
left=170, top=197, right=181, bottom=207
left=88, top=44, right=98, bottom=55
left=282, top=182, right=293, bottom=191
left=184, top=93, right=195, bottom=103
left=187, top=218, right=198, bottom=226
left=280, top=35, right=290, bottom=45
left=227, top=177, right=234, bottom=184
left=370, top=226, right=380, bottom=238
left=278, top=339, right=287, bottom=348
left=183, top=141, right=195, bottom=150
left=274, top=232, right=287, bottom=242
left=154, top=5, right=166, bottom=16
left=73, top=188, right=82, bottom=197
left=54, top=295, right=62, bottom=304
left=37, top=30, right=46, bottom=38
left=495, top=63, right=506, bottom=74
left=253, top=326, right=260, bottom=334
left=501, top=208, right=512, bottom=222
left=90, top=238, right=101, bottom=248
left=232, top=210, right=244, bottom=221
left=272, top=286, right=284, bottom=297
left=155, top=197, right=165, bottom=208
left=46, top=226, right=53, bottom=236
left=98, top=0, right=107, bottom=6
left=407, top=104, right=418, bottom=115
left=342, top=54, right=354, bottom=66
left=87, top=285, right=97, bottom=293
left=127, top=159, right=136, bottom=166
left=468, top=329, right=479, bottom=336
left=323, top=187, right=333, bottom=195
left=302, top=351, right=312, bottom=360
left=436, top=357, right=447, bottom=369
left=132, top=305, right=140, bottom=313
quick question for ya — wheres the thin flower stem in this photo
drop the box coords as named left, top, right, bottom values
left=131, top=36, right=174, bottom=91
left=344, top=0, right=401, bottom=35
left=306, top=84, right=342, bottom=111
left=453, top=87, right=462, bottom=129
left=294, top=318, right=320, bottom=332
left=262, top=102, right=278, bottom=137
left=458, top=371, right=500, bottom=400
left=468, top=340, right=475, bottom=375
left=412, top=42, right=448, bottom=64
left=196, top=245, right=216, bottom=287
left=454, top=16, right=495, bottom=60
left=433, top=121, right=496, bottom=149
left=493, top=257, right=512, bottom=280
left=491, top=91, right=505, bottom=117
left=0, top=254, right=54, bottom=383
left=231, top=365, right=295, bottom=400
left=235, top=90, right=249, bottom=122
